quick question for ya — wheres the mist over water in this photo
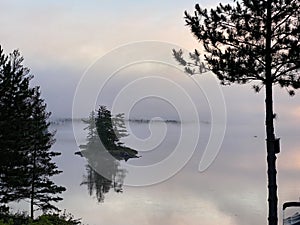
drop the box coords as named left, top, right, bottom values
left=30, top=118, right=300, bottom=225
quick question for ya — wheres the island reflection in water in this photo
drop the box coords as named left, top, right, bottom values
left=75, top=106, right=139, bottom=203
left=48, top=116, right=300, bottom=225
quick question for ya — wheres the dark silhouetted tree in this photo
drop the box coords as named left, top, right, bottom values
left=0, top=47, right=34, bottom=210
left=173, top=1, right=299, bottom=224
left=0, top=46, right=65, bottom=218
left=96, top=106, right=138, bottom=161
left=27, top=87, right=66, bottom=218
left=76, top=107, right=138, bottom=202
left=96, top=106, right=119, bottom=150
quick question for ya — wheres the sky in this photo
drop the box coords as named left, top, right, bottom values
left=1, top=1, right=300, bottom=224
left=1, top=0, right=298, bottom=121
left=0, top=0, right=298, bottom=121
left=0, top=0, right=236, bottom=119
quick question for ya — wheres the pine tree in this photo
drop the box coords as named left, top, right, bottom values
left=83, top=111, right=98, bottom=147
left=27, top=87, right=66, bottom=218
left=0, top=46, right=65, bottom=218
left=112, top=113, right=129, bottom=144
left=96, top=106, right=138, bottom=161
left=173, top=1, right=299, bottom=224
left=0, top=47, right=34, bottom=206
left=96, top=106, right=119, bottom=150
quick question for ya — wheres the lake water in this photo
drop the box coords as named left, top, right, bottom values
left=12, top=118, right=300, bottom=225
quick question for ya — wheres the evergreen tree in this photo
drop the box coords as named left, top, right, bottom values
left=112, top=113, right=129, bottom=145
left=96, top=106, right=119, bottom=150
left=0, top=47, right=34, bottom=206
left=0, top=46, right=65, bottom=218
left=173, top=1, right=299, bottom=224
left=27, top=87, right=66, bottom=218
left=96, top=106, right=138, bottom=161
left=82, top=111, right=98, bottom=147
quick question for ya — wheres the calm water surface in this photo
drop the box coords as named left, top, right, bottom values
left=15, top=119, right=300, bottom=225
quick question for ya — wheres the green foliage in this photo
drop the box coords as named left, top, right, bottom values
left=0, top=219, right=13, bottom=225
left=29, top=211, right=81, bottom=225
left=0, top=211, right=30, bottom=225
left=0, top=211, right=81, bottom=225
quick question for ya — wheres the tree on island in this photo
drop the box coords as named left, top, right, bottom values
left=173, top=1, right=299, bottom=224
left=96, top=106, right=138, bottom=161
left=0, top=46, right=65, bottom=218
left=77, top=106, right=138, bottom=202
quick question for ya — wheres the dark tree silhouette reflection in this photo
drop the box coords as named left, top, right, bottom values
left=81, top=164, right=126, bottom=203
left=76, top=106, right=139, bottom=202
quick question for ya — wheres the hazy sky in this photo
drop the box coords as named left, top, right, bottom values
left=1, top=0, right=298, bottom=121
left=0, top=0, right=235, bottom=119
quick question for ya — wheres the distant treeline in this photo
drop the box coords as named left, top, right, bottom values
left=50, top=118, right=182, bottom=124
left=127, top=118, right=180, bottom=124
left=50, top=118, right=212, bottom=125
left=50, top=118, right=81, bottom=124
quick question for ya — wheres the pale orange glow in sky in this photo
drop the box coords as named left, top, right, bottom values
left=279, top=147, right=300, bottom=171
left=291, top=106, right=300, bottom=121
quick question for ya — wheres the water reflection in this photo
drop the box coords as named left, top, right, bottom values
left=81, top=165, right=125, bottom=202
left=75, top=106, right=139, bottom=202
left=49, top=116, right=300, bottom=225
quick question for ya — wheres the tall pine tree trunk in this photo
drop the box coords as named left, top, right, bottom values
left=31, top=148, right=36, bottom=219
left=266, top=2, right=277, bottom=224
left=31, top=185, right=34, bottom=219
left=265, top=82, right=278, bottom=225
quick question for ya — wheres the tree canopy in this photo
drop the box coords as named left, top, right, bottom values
left=174, top=0, right=300, bottom=94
